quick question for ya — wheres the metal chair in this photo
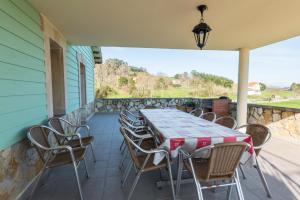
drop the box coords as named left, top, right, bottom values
left=120, top=110, right=145, bottom=126
left=119, top=111, right=147, bottom=152
left=119, top=116, right=148, bottom=135
left=236, top=124, right=272, bottom=198
left=199, top=112, right=217, bottom=122
left=190, top=108, right=204, bottom=117
left=120, top=127, right=176, bottom=200
left=27, top=125, right=90, bottom=200
left=118, top=115, right=150, bottom=150
left=118, top=118, right=156, bottom=170
left=215, top=116, right=237, bottom=129
left=123, top=109, right=143, bottom=121
left=176, top=142, right=248, bottom=200
left=49, top=117, right=96, bottom=162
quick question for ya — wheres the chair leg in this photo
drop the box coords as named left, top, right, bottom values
left=235, top=170, right=245, bottom=200
left=188, top=158, right=204, bottom=200
left=256, top=158, right=272, bottom=198
left=239, top=164, right=247, bottom=179
left=127, top=170, right=143, bottom=200
left=72, top=160, right=84, bottom=200
left=83, top=158, right=90, bottom=178
left=121, top=140, right=127, bottom=155
left=122, top=161, right=133, bottom=187
left=211, top=181, right=217, bottom=193
left=195, top=179, right=204, bottom=200
left=166, top=155, right=176, bottom=200
left=41, top=168, right=51, bottom=186
left=90, top=142, right=97, bottom=162
left=176, top=153, right=183, bottom=196
left=119, top=148, right=129, bottom=170
left=119, top=139, right=125, bottom=152
left=226, top=180, right=233, bottom=200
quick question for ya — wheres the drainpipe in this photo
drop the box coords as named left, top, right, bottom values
left=237, top=48, right=250, bottom=126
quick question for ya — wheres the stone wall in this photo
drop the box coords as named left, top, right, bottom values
left=0, top=102, right=94, bottom=200
left=230, top=103, right=300, bottom=140
left=95, top=98, right=213, bottom=112
left=95, top=98, right=300, bottom=142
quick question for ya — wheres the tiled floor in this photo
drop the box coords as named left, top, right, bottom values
left=32, top=113, right=300, bottom=200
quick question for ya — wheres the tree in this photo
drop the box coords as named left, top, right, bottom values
left=190, top=70, right=233, bottom=88
left=95, top=85, right=116, bottom=98
left=95, top=58, right=235, bottom=98
left=174, top=74, right=180, bottom=79
left=290, top=83, right=300, bottom=91
left=259, top=82, right=267, bottom=91
left=128, top=78, right=136, bottom=95
left=130, top=66, right=147, bottom=73
left=105, top=58, right=127, bottom=68
left=154, top=77, right=168, bottom=89
left=118, top=77, right=128, bottom=87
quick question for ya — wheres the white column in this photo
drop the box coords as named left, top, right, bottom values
left=237, top=48, right=250, bottom=126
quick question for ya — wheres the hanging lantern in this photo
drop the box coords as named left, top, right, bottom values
left=192, top=5, right=212, bottom=50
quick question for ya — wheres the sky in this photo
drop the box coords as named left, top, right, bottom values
left=101, top=36, right=300, bottom=87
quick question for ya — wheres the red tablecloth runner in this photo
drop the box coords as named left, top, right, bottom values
left=140, top=109, right=255, bottom=166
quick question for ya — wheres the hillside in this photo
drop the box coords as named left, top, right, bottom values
left=94, top=59, right=235, bottom=98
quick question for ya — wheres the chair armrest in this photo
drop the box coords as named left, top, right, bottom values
left=138, top=146, right=169, bottom=155
left=74, top=125, right=91, bottom=136
left=130, top=130, right=153, bottom=140
left=126, top=110, right=141, bottom=119
left=134, top=126, right=148, bottom=133
left=124, top=133, right=167, bottom=155
left=253, top=138, right=269, bottom=150
left=50, top=145, right=80, bottom=162
left=69, top=132, right=84, bottom=147
left=59, top=118, right=91, bottom=136
left=50, top=127, right=84, bottom=147
left=50, top=145, right=73, bottom=152
left=179, top=145, right=214, bottom=159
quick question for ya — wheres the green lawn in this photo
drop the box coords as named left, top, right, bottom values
left=260, top=100, right=300, bottom=109
left=151, top=88, right=193, bottom=97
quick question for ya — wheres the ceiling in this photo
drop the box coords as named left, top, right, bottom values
left=30, top=0, right=300, bottom=50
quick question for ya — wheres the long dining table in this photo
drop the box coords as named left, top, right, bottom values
left=140, top=108, right=255, bottom=166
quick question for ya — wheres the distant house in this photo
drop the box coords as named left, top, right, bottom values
left=248, top=82, right=261, bottom=95
left=172, top=79, right=181, bottom=85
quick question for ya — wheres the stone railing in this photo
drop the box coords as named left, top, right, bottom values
left=95, top=98, right=213, bottom=112
left=230, top=103, right=300, bottom=141
left=95, top=98, right=300, bottom=141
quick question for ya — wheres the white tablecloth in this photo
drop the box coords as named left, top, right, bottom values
left=140, top=109, right=255, bottom=165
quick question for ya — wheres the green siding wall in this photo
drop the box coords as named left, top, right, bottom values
left=66, top=46, right=95, bottom=113
left=0, top=0, right=47, bottom=149
left=0, top=0, right=95, bottom=149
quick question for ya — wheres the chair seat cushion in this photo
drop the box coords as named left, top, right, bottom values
left=66, top=136, right=94, bottom=147
left=140, top=138, right=156, bottom=150
left=48, top=148, right=86, bottom=168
